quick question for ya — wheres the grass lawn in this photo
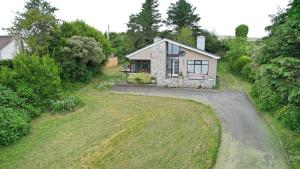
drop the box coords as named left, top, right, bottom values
left=216, top=61, right=252, bottom=93
left=217, top=60, right=300, bottom=169
left=0, top=67, right=220, bottom=169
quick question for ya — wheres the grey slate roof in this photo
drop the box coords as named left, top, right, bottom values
left=0, top=36, right=13, bottom=50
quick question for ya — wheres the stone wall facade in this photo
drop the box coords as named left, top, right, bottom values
left=130, top=41, right=218, bottom=88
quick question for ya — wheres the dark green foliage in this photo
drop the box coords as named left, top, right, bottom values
left=60, top=36, right=106, bottom=82
left=166, top=0, right=201, bottom=32
left=252, top=0, right=300, bottom=136
left=108, top=32, right=126, bottom=62
left=0, top=108, right=30, bottom=146
left=233, top=55, right=251, bottom=72
left=7, top=0, right=59, bottom=55
left=50, top=95, right=81, bottom=113
left=127, top=0, right=162, bottom=49
left=276, top=105, right=300, bottom=131
left=199, top=29, right=225, bottom=54
left=258, top=0, right=300, bottom=64
left=252, top=57, right=300, bottom=130
left=0, top=53, right=63, bottom=106
left=0, top=84, right=40, bottom=118
left=55, top=20, right=112, bottom=56
left=235, top=24, right=249, bottom=38
left=0, top=60, right=13, bottom=69
left=0, top=85, right=35, bottom=146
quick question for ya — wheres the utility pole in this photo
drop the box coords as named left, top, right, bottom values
left=107, top=25, right=110, bottom=40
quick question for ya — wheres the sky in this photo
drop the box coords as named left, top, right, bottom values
left=0, top=0, right=290, bottom=37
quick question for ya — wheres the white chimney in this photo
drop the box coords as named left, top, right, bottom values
left=154, top=37, right=162, bottom=43
left=197, top=36, right=205, bottom=50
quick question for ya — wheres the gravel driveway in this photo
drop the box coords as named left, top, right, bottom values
left=111, top=85, right=288, bottom=169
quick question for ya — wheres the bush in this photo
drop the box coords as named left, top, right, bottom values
left=4, top=53, right=63, bottom=106
left=50, top=95, right=81, bottom=113
left=241, top=63, right=255, bottom=80
left=127, top=73, right=152, bottom=84
left=252, top=57, right=300, bottom=131
left=233, top=55, right=251, bottom=72
left=0, top=60, right=13, bottom=69
left=0, top=108, right=30, bottom=145
left=59, top=36, right=106, bottom=82
left=0, top=84, right=40, bottom=118
left=276, top=105, right=300, bottom=131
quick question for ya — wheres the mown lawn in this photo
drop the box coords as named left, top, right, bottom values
left=0, top=67, right=220, bottom=169
left=216, top=61, right=252, bottom=93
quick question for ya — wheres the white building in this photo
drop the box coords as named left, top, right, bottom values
left=0, top=36, right=19, bottom=60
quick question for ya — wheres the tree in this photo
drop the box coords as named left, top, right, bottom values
left=175, top=27, right=195, bottom=47
left=108, top=32, right=126, bottom=62
left=7, top=0, right=59, bottom=55
left=60, top=36, right=106, bottom=81
left=257, top=0, right=300, bottom=64
left=235, top=24, right=249, bottom=38
left=166, top=0, right=201, bottom=32
left=127, top=0, right=162, bottom=47
left=50, top=20, right=112, bottom=57
left=252, top=0, right=300, bottom=135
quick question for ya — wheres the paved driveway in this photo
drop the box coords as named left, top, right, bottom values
left=111, top=85, right=288, bottom=169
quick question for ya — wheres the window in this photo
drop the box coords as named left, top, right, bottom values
left=168, top=43, right=179, bottom=55
left=187, top=60, right=209, bottom=75
left=167, top=59, right=179, bottom=77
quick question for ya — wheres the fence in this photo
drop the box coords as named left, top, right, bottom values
left=106, top=57, right=118, bottom=68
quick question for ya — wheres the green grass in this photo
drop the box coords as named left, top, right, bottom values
left=216, top=60, right=252, bottom=93
left=217, top=60, right=300, bottom=169
left=0, top=67, right=220, bottom=169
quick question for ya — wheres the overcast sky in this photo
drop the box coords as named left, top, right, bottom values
left=0, top=0, right=290, bottom=37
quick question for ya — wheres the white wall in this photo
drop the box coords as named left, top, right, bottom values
left=0, top=40, right=18, bottom=60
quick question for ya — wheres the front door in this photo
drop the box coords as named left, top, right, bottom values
left=167, top=59, right=179, bottom=77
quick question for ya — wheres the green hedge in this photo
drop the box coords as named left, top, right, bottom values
left=0, top=60, right=13, bottom=69
left=127, top=73, right=152, bottom=84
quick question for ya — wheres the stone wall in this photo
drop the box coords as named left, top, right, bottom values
left=130, top=41, right=217, bottom=88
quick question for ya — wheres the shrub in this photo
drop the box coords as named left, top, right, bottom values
left=59, top=36, right=106, bottom=82
left=233, top=55, right=251, bottom=72
left=8, top=53, right=63, bottom=106
left=128, top=73, right=152, bottom=84
left=241, top=63, right=255, bottom=80
left=276, top=105, right=300, bottom=131
left=0, top=108, right=30, bottom=145
left=0, top=60, right=13, bottom=69
left=50, top=95, right=81, bottom=113
left=0, top=84, right=40, bottom=118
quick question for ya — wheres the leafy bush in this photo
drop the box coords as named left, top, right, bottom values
left=0, top=53, right=63, bottom=106
left=276, top=105, right=300, bottom=131
left=13, top=54, right=62, bottom=106
left=252, top=57, right=300, bottom=131
left=0, top=108, right=30, bottom=145
left=50, top=95, right=81, bottom=113
left=0, top=60, right=13, bottom=69
left=128, top=73, right=152, bottom=84
left=233, top=55, right=251, bottom=72
left=0, top=84, right=40, bottom=118
left=59, top=36, right=106, bottom=82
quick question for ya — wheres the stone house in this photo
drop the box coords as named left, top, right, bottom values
left=126, top=36, right=221, bottom=88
